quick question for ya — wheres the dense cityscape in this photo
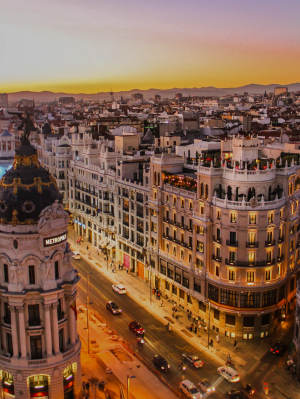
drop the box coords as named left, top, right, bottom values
left=0, top=87, right=299, bottom=398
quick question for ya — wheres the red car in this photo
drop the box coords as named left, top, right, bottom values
left=129, top=321, right=145, bottom=336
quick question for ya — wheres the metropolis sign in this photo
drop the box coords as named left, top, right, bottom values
left=44, top=232, right=67, bottom=247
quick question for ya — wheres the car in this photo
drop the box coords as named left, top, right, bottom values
left=72, top=251, right=81, bottom=260
left=228, top=389, right=249, bottom=399
left=179, top=380, right=203, bottom=399
left=128, top=321, right=145, bottom=335
left=198, top=379, right=215, bottom=394
left=270, top=341, right=285, bottom=355
left=106, top=301, right=122, bottom=315
left=217, top=366, right=240, bottom=382
left=112, top=284, right=126, bottom=294
left=153, top=355, right=170, bottom=371
left=182, top=354, right=204, bottom=368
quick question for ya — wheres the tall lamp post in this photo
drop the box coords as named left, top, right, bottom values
left=207, top=299, right=211, bottom=349
left=142, top=248, right=151, bottom=306
left=127, top=375, right=136, bottom=399
left=87, top=272, right=92, bottom=354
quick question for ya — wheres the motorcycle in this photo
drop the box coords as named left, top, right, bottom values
left=225, top=360, right=235, bottom=367
left=244, top=384, right=255, bottom=395
left=178, top=363, right=187, bottom=372
left=137, top=337, right=145, bottom=346
left=165, top=324, right=172, bottom=331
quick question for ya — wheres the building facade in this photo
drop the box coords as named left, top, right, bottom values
left=0, top=140, right=81, bottom=398
left=148, top=135, right=300, bottom=339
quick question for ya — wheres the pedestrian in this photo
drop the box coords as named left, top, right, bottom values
left=126, top=269, right=129, bottom=274
left=161, top=300, right=163, bottom=307
left=198, top=324, right=201, bottom=332
left=85, top=382, right=90, bottom=393
left=216, top=334, right=220, bottom=343
left=204, top=325, right=207, bottom=332
left=87, top=245, right=89, bottom=251
left=118, top=264, right=121, bottom=270
left=82, top=381, right=86, bottom=394
left=112, top=267, right=114, bottom=273
left=194, top=325, right=198, bottom=334
left=210, top=338, right=213, bottom=347
left=172, top=312, right=175, bottom=317
left=233, top=340, right=237, bottom=348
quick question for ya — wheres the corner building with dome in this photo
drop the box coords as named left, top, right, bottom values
left=0, top=140, right=81, bottom=398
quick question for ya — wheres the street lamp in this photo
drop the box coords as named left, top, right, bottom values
left=127, top=375, right=136, bottom=399
left=207, top=299, right=211, bottom=349
left=142, top=248, right=151, bottom=306
left=86, top=272, right=92, bottom=354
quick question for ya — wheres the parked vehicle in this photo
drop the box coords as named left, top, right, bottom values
left=72, top=251, right=81, bottom=260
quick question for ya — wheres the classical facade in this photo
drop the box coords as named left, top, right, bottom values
left=148, top=135, right=300, bottom=339
left=0, top=140, right=81, bottom=398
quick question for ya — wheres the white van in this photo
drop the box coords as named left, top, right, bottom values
left=112, top=284, right=126, bottom=295
left=217, top=366, right=240, bottom=382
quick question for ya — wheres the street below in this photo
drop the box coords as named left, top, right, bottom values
left=74, top=257, right=295, bottom=399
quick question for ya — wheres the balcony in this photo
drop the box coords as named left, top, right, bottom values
left=277, top=254, right=284, bottom=262
left=265, top=240, right=276, bottom=247
left=213, top=236, right=222, bottom=244
left=226, top=239, right=238, bottom=247
left=278, top=236, right=285, bottom=243
left=225, top=258, right=275, bottom=267
left=246, top=241, right=259, bottom=248
left=212, top=254, right=222, bottom=263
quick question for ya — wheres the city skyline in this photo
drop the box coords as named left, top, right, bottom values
left=1, top=0, right=300, bottom=93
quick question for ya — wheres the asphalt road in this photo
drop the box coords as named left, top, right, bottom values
left=74, top=257, right=293, bottom=399
left=74, top=257, right=247, bottom=398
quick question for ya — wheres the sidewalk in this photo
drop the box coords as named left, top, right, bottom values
left=69, top=228, right=298, bottom=398
left=78, top=302, right=178, bottom=399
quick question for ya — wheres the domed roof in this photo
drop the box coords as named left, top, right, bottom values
left=0, top=143, right=62, bottom=226
left=42, top=122, right=51, bottom=135
left=0, top=129, right=14, bottom=137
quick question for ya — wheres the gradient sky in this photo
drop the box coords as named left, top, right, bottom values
left=1, top=0, right=300, bottom=93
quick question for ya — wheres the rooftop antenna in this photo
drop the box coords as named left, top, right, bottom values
left=109, top=88, right=114, bottom=102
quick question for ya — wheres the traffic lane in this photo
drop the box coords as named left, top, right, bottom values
left=75, top=258, right=244, bottom=397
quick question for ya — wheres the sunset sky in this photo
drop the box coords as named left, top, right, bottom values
left=1, top=0, right=299, bottom=93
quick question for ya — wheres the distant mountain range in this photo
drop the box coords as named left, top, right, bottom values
left=6, top=83, right=300, bottom=103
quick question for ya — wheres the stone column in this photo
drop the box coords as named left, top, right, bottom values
left=51, top=303, right=60, bottom=354
left=17, top=307, right=27, bottom=358
left=44, top=305, right=53, bottom=356
left=9, top=306, right=19, bottom=358
left=68, top=298, right=76, bottom=345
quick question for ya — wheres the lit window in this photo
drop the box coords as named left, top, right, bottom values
left=230, top=213, right=237, bottom=223
left=217, top=210, right=221, bottom=220
left=228, top=270, right=235, bottom=281
left=265, top=270, right=271, bottom=281
left=249, top=214, right=256, bottom=224
left=268, top=213, right=274, bottom=223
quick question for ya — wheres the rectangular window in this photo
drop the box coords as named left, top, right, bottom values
left=217, top=210, right=221, bottom=220
left=221, top=289, right=238, bottom=307
left=160, top=265, right=166, bottom=275
left=4, top=302, right=11, bottom=324
left=208, top=284, right=219, bottom=302
left=243, top=317, right=254, bottom=327
left=216, top=265, right=219, bottom=276
left=183, top=277, right=189, bottom=288
left=194, top=282, right=201, bottom=293
left=172, top=285, right=177, bottom=295
left=265, top=270, right=271, bottom=281
left=249, top=214, right=256, bottom=224
left=28, top=304, right=40, bottom=326
left=197, top=241, right=204, bottom=253
left=247, top=271, right=254, bottom=282
left=29, top=266, right=35, bottom=285
left=3, top=264, right=8, bottom=283
left=262, top=289, right=277, bottom=307
left=7, top=333, right=13, bottom=356
left=59, top=329, right=64, bottom=352
left=30, top=335, right=43, bottom=359
left=261, top=313, right=270, bottom=326
left=165, top=281, right=170, bottom=291
left=55, top=261, right=59, bottom=280
left=241, top=292, right=260, bottom=308
left=214, top=309, right=220, bottom=321
left=228, top=270, right=235, bottom=281
left=179, top=289, right=185, bottom=300
left=268, top=213, right=274, bottom=223
left=229, top=251, right=236, bottom=264
left=167, top=269, right=174, bottom=279
left=225, top=314, right=235, bottom=326
left=230, top=213, right=237, bottom=223
left=57, top=298, right=64, bottom=320
left=230, top=231, right=236, bottom=244
left=175, top=273, right=181, bottom=284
